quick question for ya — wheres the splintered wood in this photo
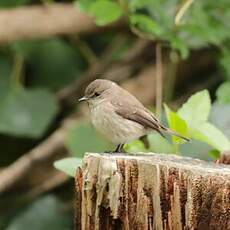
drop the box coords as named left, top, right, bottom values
left=75, top=153, right=230, bottom=230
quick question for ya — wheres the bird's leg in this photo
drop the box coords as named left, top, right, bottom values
left=114, top=144, right=121, bottom=153
left=119, top=144, right=125, bottom=152
left=105, top=144, right=125, bottom=153
left=114, top=144, right=125, bottom=153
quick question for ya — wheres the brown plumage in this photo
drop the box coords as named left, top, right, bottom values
left=79, top=79, right=189, bottom=152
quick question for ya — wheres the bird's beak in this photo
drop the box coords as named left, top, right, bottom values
left=78, top=96, right=88, bottom=102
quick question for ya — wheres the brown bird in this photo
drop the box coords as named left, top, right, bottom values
left=79, top=79, right=189, bottom=152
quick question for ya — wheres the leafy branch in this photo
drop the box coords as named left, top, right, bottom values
left=165, top=90, right=230, bottom=153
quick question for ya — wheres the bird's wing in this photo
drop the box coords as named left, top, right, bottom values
left=111, top=87, right=167, bottom=134
left=115, top=104, right=167, bottom=137
left=111, top=88, right=189, bottom=141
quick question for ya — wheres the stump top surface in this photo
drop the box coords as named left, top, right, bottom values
left=85, top=152, right=230, bottom=176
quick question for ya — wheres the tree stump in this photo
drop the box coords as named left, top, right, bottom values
left=75, top=153, right=230, bottom=230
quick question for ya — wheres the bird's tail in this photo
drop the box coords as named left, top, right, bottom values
left=163, top=127, right=190, bottom=142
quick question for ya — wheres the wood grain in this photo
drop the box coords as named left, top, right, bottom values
left=75, top=153, right=230, bottom=230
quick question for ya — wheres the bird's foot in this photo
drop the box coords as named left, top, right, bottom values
left=104, top=144, right=126, bottom=154
left=104, top=150, right=125, bottom=154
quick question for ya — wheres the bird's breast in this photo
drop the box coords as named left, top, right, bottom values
left=89, top=102, right=146, bottom=144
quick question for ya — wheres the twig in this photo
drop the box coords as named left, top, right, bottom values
left=71, top=36, right=98, bottom=65
left=155, top=42, right=163, bottom=118
left=0, top=172, right=70, bottom=214
left=130, top=26, right=155, bottom=40
left=10, top=53, right=24, bottom=88
left=24, top=172, right=69, bottom=201
left=0, top=4, right=124, bottom=43
left=175, top=0, right=194, bottom=26
left=164, top=53, right=178, bottom=102
left=0, top=118, right=73, bottom=194
left=57, top=38, right=149, bottom=107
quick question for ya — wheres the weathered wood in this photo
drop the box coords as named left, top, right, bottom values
left=75, top=153, right=230, bottom=230
left=217, top=151, right=230, bottom=165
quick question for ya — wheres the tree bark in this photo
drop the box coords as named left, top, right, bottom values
left=75, top=153, right=230, bottom=230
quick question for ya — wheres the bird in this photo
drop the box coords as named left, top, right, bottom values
left=79, top=79, right=189, bottom=152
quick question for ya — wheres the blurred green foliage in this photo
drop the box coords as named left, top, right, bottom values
left=6, top=196, right=72, bottom=230
left=0, top=0, right=230, bottom=228
left=77, top=0, right=230, bottom=58
left=0, top=0, right=30, bottom=7
left=54, top=157, right=82, bottom=177
left=216, top=82, right=230, bottom=104
left=0, top=87, right=58, bottom=137
left=166, top=90, right=230, bottom=152
left=124, top=139, right=148, bottom=153
left=55, top=122, right=113, bottom=177
left=220, top=48, right=230, bottom=80
left=87, top=0, right=123, bottom=26
left=12, top=39, right=86, bottom=91
left=66, top=122, right=112, bottom=157
left=164, top=104, right=188, bottom=145
left=0, top=37, right=87, bottom=141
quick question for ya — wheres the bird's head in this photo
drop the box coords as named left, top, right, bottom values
left=79, top=79, right=117, bottom=105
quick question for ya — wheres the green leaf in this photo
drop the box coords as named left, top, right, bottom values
left=13, top=39, right=85, bottom=91
left=167, top=34, right=189, bottom=59
left=0, top=57, right=11, bottom=100
left=54, top=157, right=82, bottom=177
left=129, top=0, right=152, bottom=11
left=191, top=122, right=230, bottom=151
left=180, top=1, right=230, bottom=47
left=178, top=90, right=211, bottom=125
left=130, top=14, right=163, bottom=36
left=6, top=196, right=71, bottom=230
left=148, top=133, right=174, bottom=153
left=76, top=0, right=93, bottom=11
left=147, top=0, right=177, bottom=30
left=124, top=140, right=147, bottom=152
left=0, top=0, right=30, bottom=7
left=180, top=140, right=212, bottom=161
left=66, top=122, right=112, bottom=157
left=210, top=103, right=230, bottom=138
left=208, top=149, right=220, bottom=160
left=177, top=26, right=208, bottom=49
left=88, top=0, right=123, bottom=26
left=0, top=88, right=58, bottom=138
left=220, top=48, right=230, bottom=80
left=216, top=81, right=230, bottom=104
left=176, top=90, right=230, bottom=151
left=164, top=104, right=188, bottom=144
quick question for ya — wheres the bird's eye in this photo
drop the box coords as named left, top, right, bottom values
left=94, top=92, right=100, bottom=97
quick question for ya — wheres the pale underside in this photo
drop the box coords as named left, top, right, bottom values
left=89, top=101, right=147, bottom=145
